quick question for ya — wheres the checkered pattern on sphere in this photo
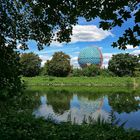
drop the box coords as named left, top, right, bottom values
left=78, top=46, right=103, bottom=68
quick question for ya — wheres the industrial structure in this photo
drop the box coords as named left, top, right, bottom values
left=78, top=46, right=103, bottom=68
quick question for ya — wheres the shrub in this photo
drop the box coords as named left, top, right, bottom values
left=82, top=65, right=101, bottom=77
left=71, top=68, right=83, bottom=77
left=71, top=65, right=101, bottom=77
left=100, top=69, right=115, bottom=77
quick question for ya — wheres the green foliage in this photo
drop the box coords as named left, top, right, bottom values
left=72, top=65, right=113, bottom=77
left=0, top=44, right=22, bottom=98
left=47, top=93, right=72, bottom=114
left=44, top=52, right=71, bottom=77
left=1, top=1, right=139, bottom=50
left=108, top=53, right=140, bottom=77
left=20, top=53, right=42, bottom=77
left=134, top=64, right=140, bottom=77
left=108, top=93, right=140, bottom=114
left=100, top=69, right=115, bottom=77
left=82, top=65, right=101, bottom=77
left=71, top=68, right=83, bottom=77
left=0, top=94, right=140, bottom=140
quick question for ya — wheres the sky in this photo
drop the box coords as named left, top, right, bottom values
left=18, top=17, right=140, bottom=68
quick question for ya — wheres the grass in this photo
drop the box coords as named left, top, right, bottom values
left=22, top=76, right=138, bottom=87
left=25, top=86, right=140, bottom=95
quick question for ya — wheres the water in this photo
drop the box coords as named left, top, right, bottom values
left=33, top=90, right=140, bottom=130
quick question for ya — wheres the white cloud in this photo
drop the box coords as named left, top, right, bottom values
left=70, top=56, right=80, bottom=68
left=71, top=25, right=113, bottom=43
left=74, top=51, right=80, bottom=55
left=131, top=50, right=140, bottom=55
left=102, top=53, right=114, bottom=68
left=39, top=54, right=52, bottom=66
left=50, top=25, right=112, bottom=46
left=50, top=41, right=64, bottom=47
left=125, top=45, right=138, bottom=50
left=103, top=53, right=113, bottom=59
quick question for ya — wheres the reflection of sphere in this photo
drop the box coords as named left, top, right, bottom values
left=70, top=95, right=103, bottom=113
left=40, top=96, right=47, bottom=105
left=78, top=46, right=103, bottom=68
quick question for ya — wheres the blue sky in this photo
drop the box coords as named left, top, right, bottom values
left=18, top=17, right=140, bottom=68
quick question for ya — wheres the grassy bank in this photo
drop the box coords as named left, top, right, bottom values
left=25, top=86, right=140, bottom=95
left=22, top=76, right=138, bottom=87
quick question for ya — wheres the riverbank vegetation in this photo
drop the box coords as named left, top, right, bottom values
left=1, top=88, right=140, bottom=140
left=23, top=76, right=137, bottom=87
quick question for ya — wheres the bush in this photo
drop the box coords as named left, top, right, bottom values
left=82, top=65, right=101, bottom=77
left=71, top=65, right=101, bottom=77
left=71, top=68, right=83, bottom=77
left=100, top=69, right=115, bottom=77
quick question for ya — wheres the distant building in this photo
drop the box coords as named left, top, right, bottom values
left=78, top=46, right=103, bottom=68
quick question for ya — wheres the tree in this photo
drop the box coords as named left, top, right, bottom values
left=44, top=52, right=71, bottom=77
left=0, top=44, right=22, bottom=98
left=108, top=53, right=140, bottom=77
left=20, top=53, right=42, bottom=77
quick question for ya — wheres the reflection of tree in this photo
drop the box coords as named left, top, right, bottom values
left=108, top=93, right=140, bottom=114
left=47, top=93, right=72, bottom=114
left=46, top=89, right=106, bottom=115
left=78, top=92, right=104, bottom=101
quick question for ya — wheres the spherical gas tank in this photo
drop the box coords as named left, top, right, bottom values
left=78, top=46, right=103, bottom=68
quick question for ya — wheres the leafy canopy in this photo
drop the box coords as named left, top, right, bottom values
left=0, top=44, right=22, bottom=98
left=44, top=51, right=71, bottom=77
left=20, top=52, right=42, bottom=77
left=0, top=0, right=139, bottom=49
left=108, top=53, right=140, bottom=77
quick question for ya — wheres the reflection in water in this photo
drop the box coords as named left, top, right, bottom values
left=69, top=95, right=109, bottom=123
left=108, top=93, right=140, bottom=113
left=108, top=93, right=140, bottom=130
left=33, top=94, right=109, bottom=124
left=33, top=92, right=140, bottom=130
left=47, top=93, right=72, bottom=114
left=41, top=96, right=47, bottom=105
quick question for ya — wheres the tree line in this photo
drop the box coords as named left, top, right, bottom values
left=19, top=51, right=140, bottom=78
